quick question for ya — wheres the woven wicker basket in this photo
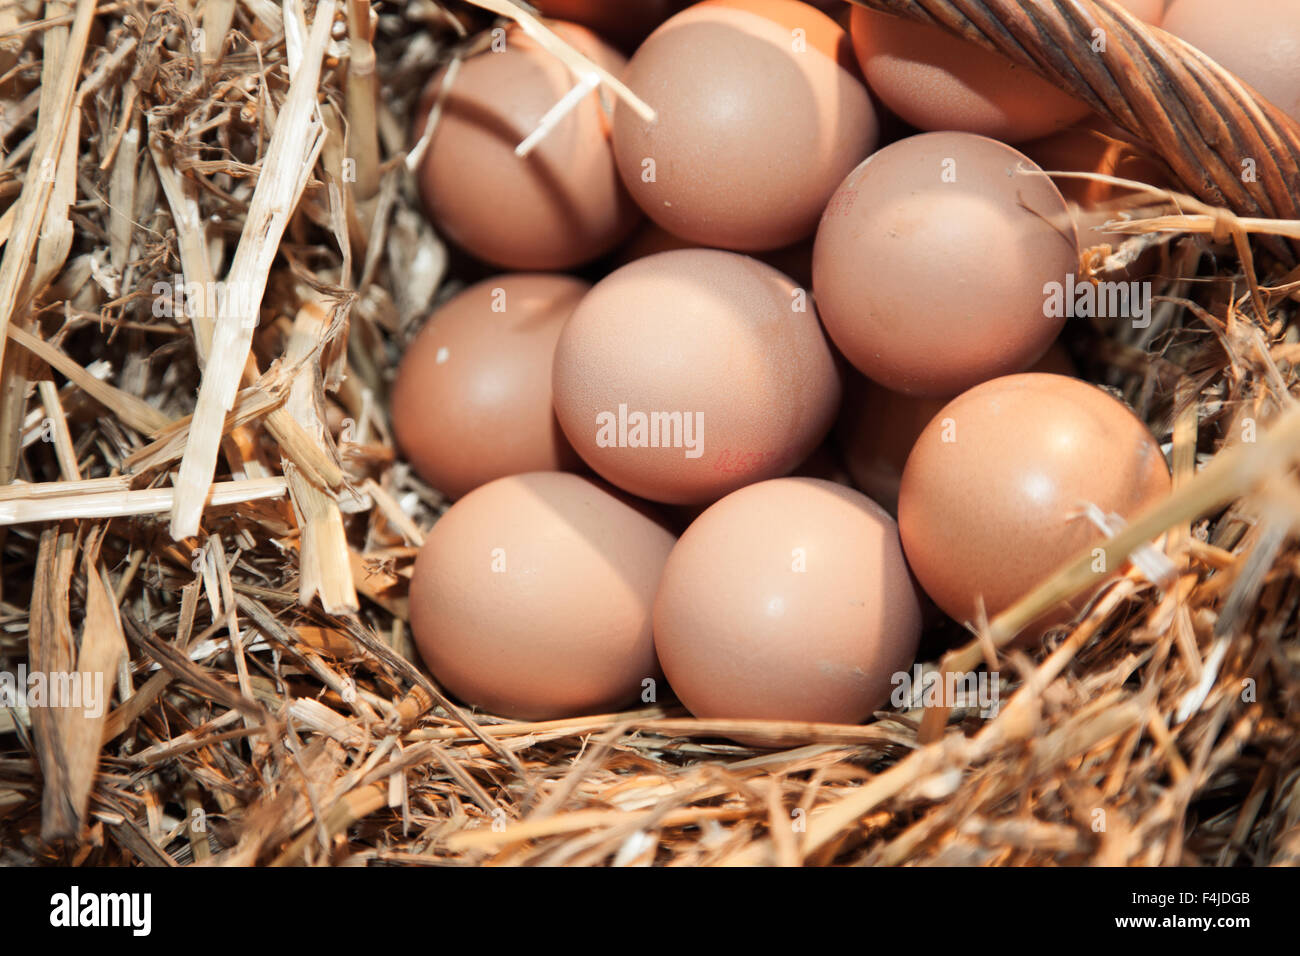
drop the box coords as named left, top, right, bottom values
left=853, top=0, right=1300, bottom=254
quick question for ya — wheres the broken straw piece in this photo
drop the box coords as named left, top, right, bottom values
left=1174, top=634, right=1230, bottom=724
left=516, top=71, right=601, bottom=157
left=463, top=0, right=655, bottom=124
left=1077, top=501, right=1177, bottom=587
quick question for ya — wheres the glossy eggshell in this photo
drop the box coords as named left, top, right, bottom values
left=849, top=1, right=1164, bottom=142
left=415, top=23, right=639, bottom=270
left=391, top=275, right=585, bottom=500
left=897, top=374, right=1171, bottom=641
left=409, top=472, right=675, bottom=720
left=812, top=131, right=1078, bottom=397
left=838, top=342, right=1075, bottom=514
left=613, top=0, right=879, bottom=251
left=1165, top=0, right=1300, bottom=123
left=653, top=477, right=922, bottom=741
left=552, top=248, right=842, bottom=505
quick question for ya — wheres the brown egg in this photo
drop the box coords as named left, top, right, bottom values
left=409, top=472, right=675, bottom=720
left=415, top=22, right=639, bottom=270
left=552, top=249, right=842, bottom=505
left=897, top=374, right=1171, bottom=641
left=612, top=0, right=879, bottom=251
left=1165, top=0, right=1300, bottom=123
left=391, top=275, right=585, bottom=500
left=531, top=0, right=685, bottom=50
left=839, top=342, right=1075, bottom=514
left=813, top=131, right=1078, bottom=398
left=850, top=1, right=1164, bottom=143
left=615, top=220, right=816, bottom=288
left=654, top=477, right=922, bottom=740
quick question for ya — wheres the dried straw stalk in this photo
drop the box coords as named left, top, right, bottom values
left=168, top=0, right=336, bottom=539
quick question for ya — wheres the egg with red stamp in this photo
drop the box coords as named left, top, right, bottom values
left=552, top=248, right=842, bottom=505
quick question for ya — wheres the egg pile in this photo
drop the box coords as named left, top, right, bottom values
left=393, top=0, right=1181, bottom=738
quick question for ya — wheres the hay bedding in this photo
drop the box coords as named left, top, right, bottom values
left=0, top=0, right=1296, bottom=867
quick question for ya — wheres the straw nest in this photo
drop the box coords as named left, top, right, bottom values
left=1, top=0, right=1298, bottom=867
